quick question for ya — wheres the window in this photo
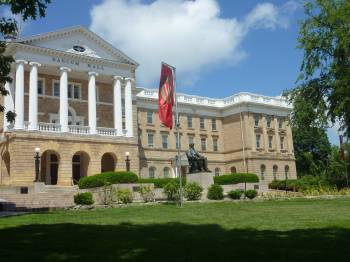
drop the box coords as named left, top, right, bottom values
left=149, top=167, right=156, bottom=178
left=201, top=137, right=207, bottom=151
left=280, top=136, right=285, bottom=150
left=200, top=116, right=205, bottom=129
left=266, top=115, right=272, bottom=128
left=256, top=134, right=261, bottom=149
left=273, top=165, right=278, bottom=180
left=53, top=82, right=60, bottom=97
left=163, top=167, right=170, bottom=178
left=73, top=85, right=80, bottom=99
left=268, top=135, right=273, bottom=149
left=176, top=135, right=181, bottom=149
left=147, top=133, right=154, bottom=147
left=213, top=138, right=218, bottom=152
left=188, top=135, right=194, bottom=147
left=214, top=168, right=220, bottom=176
left=260, top=164, right=266, bottom=180
left=187, top=114, right=193, bottom=128
left=96, top=86, right=99, bottom=102
left=285, top=165, right=289, bottom=179
left=38, top=79, right=44, bottom=95
left=53, top=81, right=81, bottom=99
left=254, top=114, right=260, bottom=127
left=211, top=118, right=217, bottom=131
left=230, top=166, right=237, bottom=174
left=278, top=118, right=284, bottom=129
left=147, top=110, right=153, bottom=124
left=162, top=134, right=168, bottom=149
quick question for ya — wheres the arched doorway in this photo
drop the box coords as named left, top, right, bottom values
left=72, top=151, right=90, bottom=184
left=40, top=150, right=60, bottom=185
left=101, top=153, right=116, bottom=173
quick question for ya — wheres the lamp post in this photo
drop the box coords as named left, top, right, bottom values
left=125, top=152, right=130, bottom=172
left=34, top=147, right=41, bottom=182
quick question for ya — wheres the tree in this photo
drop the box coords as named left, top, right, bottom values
left=0, top=0, right=51, bottom=123
left=287, top=0, right=350, bottom=137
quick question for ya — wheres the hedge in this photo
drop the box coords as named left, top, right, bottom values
left=78, top=171, right=138, bottom=189
left=214, top=173, right=259, bottom=185
left=139, top=178, right=186, bottom=188
left=268, top=175, right=334, bottom=192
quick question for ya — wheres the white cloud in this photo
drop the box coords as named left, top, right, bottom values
left=90, top=0, right=297, bottom=86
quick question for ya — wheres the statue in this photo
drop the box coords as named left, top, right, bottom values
left=186, top=143, right=210, bottom=173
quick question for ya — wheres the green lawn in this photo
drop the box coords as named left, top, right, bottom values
left=1, top=198, right=350, bottom=261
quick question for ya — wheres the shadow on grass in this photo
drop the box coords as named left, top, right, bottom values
left=0, top=222, right=349, bottom=261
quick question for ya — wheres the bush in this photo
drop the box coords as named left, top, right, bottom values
left=163, top=181, right=180, bottom=201
left=74, top=192, right=94, bottom=205
left=214, top=173, right=259, bottom=185
left=245, top=189, right=258, bottom=199
left=139, top=178, right=186, bottom=188
left=207, top=184, right=224, bottom=200
left=115, top=188, right=133, bottom=204
left=78, top=171, right=138, bottom=189
left=268, top=175, right=334, bottom=192
left=228, top=189, right=244, bottom=200
left=139, top=185, right=155, bottom=202
left=184, top=182, right=203, bottom=201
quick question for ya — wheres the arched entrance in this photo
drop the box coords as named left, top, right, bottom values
left=72, top=151, right=90, bottom=184
left=40, top=150, right=60, bottom=185
left=101, top=153, right=116, bottom=173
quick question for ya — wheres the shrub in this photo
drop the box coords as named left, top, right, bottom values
left=139, top=178, right=186, bottom=188
left=214, top=173, right=259, bottom=185
left=163, top=181, right=180, bottom=201
left=78, top=171, right=138, bottom=189
left=139, top=185, right=155, bottom=202
left=207, top=184, right=224, bottom=200
left=184, top=182, right=203, bottom=201
left=115, top=188, right=133, bottom=204
left=228, top=189, right=244, bottom=200
left=74, top=192, right=94, bottom=205
left=245, top=189, right=258, bottom=199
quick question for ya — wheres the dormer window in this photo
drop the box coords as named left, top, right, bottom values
left=73, top=45, right=85, bottom=52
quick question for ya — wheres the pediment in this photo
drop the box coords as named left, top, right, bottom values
left=19, top=26, right=138, bottom=66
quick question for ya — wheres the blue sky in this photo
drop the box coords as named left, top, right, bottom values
left=1, top=0, right=339, bottom=144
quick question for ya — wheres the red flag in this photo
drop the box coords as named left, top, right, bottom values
left=158, top=63, right=175, bottom=129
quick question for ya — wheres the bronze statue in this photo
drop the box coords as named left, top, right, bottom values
left=186, top=143, right=210, bottom=173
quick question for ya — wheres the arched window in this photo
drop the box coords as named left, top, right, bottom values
left=214, top=168, right=220, bottom=176
left=149, top=167, right=156, bottom=178
left=285, top=165, right=289, bottom=179
left=260, top=164, right=266, bottom=180
left=230, top=166, right=237, bottom=174
left=163, top=167, right=170, bottom=178
left=273, top=165, right=278, bottom=180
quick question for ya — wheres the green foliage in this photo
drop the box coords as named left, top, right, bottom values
left=183, top=182, right=203, bottom=201
left=115, top=188, right=133, bottom=204
left=228, top=189, right=244, bottom=200
left=74, top=192, right=94, bottom=205
left=245, top=190, right=258, bottom=199
left=269, top=175, right=334, bottom=192
left=207, top=184, right=224, bottom=200
left=139, top=177, right=186, bottom=188
left=78, top=171, right=138, bottom=189
left=214, top=173, right=259, bottom=185
left=163, top=181, right=180, bottom=201
left=139, top=185, right=155, bottom=203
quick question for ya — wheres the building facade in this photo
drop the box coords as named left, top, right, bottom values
left=0, top=26, right=296, bottom=188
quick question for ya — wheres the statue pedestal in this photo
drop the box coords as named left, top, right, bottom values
left=186, top=172, right=214, bottom=190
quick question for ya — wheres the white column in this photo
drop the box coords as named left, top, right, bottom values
left=124, top=78, right=134, bottom=137
left=59, top=67, right=71, bottom=132
left=28, top=62, right=41, bottom=130
left=3, top=73, right=14, bottom=131
left=14, top=60, right=27, bottom=129
left=88, top=72, right=98, bottom=134
left=113, top=76, right=123, bottom=136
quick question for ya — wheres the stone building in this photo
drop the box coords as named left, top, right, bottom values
left=0, top=26, right=296, bottom=188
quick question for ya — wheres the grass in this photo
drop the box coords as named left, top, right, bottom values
left=1, top=198, right=350, bottom=261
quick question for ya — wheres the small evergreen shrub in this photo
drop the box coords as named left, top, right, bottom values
left=139, top=185, right=155, bottom=202
left=245, top=189, right=258, bottom=199
left=214, top=173, right=259, bottom=185
left=139, top=178, right=186, bottom=188
left=228, top=189, right=244, bottom=200
left=207, top=184, right=224, bottom=200
left=74, top=192, right=94, bottom=205
left=115, top=188, right=133, bottom=204
left=184, top=182, right=203, bottom=201
left=163, top=181, right=180, bottom=201
left=78, top=171, right=138, bottom=189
